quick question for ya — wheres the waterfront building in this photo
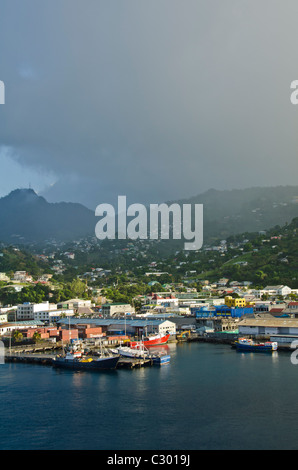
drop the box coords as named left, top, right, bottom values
left=238, top=317, right=298, bottom=339
left=58, top=318, right=176, bottom=338
left=0, top=320, right=44, bottom=336
left=195, top=315, right=239, bottom=332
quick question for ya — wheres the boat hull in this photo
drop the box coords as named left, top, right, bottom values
left=52, top=355, right=120, bottom=370
left=130, top=334, right=170, bottom=349
left=116, top=347, right=149, bottom=359
left=235, top=342, right=277, bottom=353
left=152, top=354, right=171, bottom=365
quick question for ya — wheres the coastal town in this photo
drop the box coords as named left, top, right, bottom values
left=1, top=276, right=298, bottom=358
left=0, top=213, right=297, bottom=364
left=2, top=0, right=298, bottom=451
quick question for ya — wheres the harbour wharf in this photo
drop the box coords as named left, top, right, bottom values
left=4, top=351, right=154, bottom=369
left=5, top=352, right=54, bottom=365
left=117, top=356, right=153, bottom=368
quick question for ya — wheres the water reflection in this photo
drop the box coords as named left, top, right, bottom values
left=3, top=342, right=298, bottom=450
left=148, top=344, right=170, bottom=355
left=272, top=351, right=279, bottom=362
left=71, top=371, right=85, bottom=388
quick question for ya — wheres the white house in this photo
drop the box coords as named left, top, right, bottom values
left=0, top=313, right=8, bottom=323
left=13, top=271, right=33, bottom=282
left=252, top=286, right=293, bottom=298
left=57, top=299, right=92, bottom=310
left=16, top=301, right=56, bottom=320
left=263, top=286, right=292, bottom=297
left=101, top=303, right=135, bottom=317
left=288, top=302, right=298, bottom=311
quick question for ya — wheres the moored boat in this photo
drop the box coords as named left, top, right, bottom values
left=152, top=353, right=171, bottom=365
left=111, top=345, right=170, bottom=365
left=130, top=333, right=170, bottom=349
left=235, top=337, right=278, bottom=352
left=52, top=351, right=120, bottom=370
left=111, top=345, right=150, bottom=359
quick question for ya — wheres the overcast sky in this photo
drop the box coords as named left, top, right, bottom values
left=0, top=0, right=297, bottom=209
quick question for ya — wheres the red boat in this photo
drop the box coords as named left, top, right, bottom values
left=130, top=333, right=170, bottom=349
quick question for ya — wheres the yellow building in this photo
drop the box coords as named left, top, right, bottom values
left=225, top=296, right=247, bottom=308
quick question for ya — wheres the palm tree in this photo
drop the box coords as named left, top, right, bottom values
left=13, top=330, right=23, bottom=343
left=32, top=331, right=41, bottom=342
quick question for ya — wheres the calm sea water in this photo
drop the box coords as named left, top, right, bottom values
left=0, top=342, right=298, bottom=450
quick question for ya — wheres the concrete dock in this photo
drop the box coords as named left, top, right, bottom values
left=4, top=352, right=154, bottom=369
left=5, top=352, right=54, bottom=365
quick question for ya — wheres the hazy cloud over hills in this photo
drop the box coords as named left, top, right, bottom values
left=0, top=1, right=298, bottom=209
left=0, top=186, right=297, bottom=245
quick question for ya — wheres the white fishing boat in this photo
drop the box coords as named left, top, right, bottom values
left=111, top=341, right=150, bottom=359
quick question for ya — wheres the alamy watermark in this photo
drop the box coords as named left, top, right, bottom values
left=290, top=80, right=298, bottom=104
left=0, top=80, right=5, bottom=104
left=290, top=341, right=298, bottom=365
left=95, top=196, right=203, bottom=251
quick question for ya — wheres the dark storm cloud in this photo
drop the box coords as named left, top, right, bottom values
left=0, top=0, right=298, bottom=208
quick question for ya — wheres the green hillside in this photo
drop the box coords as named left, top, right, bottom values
left=194, top=217, right=298, bottom=287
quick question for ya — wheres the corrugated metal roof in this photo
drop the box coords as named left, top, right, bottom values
left=58, top=318, right=174, bottom=326
left=0, top=320, right=44, bottom=327
left=239, top=318, right=298, bottom=327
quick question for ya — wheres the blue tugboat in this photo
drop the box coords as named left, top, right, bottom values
left=235, top=337, right=278, bottom=353
left=152, top=353, right=171, bottom=365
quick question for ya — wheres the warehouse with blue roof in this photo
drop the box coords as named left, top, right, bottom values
left=191, top=305, right=253, bottom=319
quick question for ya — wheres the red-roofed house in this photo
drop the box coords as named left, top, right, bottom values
left=289, top=302, right=298, bottom=310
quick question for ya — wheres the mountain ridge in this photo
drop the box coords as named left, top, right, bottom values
left=0, top=188, right=95, bottom=243
left=0, top=185, right=297, bottom=245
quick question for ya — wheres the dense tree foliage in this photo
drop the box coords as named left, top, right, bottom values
left=0, top=217, right=297, bottom=307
